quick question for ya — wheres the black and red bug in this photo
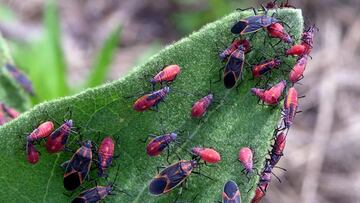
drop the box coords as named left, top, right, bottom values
left=5, top=63, right=35, bottom=95
left=146, top=132, right=177, bottom=157
left=266, top=22, right=293, bottom=44
left=133, top=86, right=170, bottom=112
left=26, top=141, right=40, bottom=164
left=231, top=7, right=279, bottom=35
left=265, top=0, right=296, bottom=9
left=238, top=147, right=255, bottom=176
left=289, top=55, right=308, bottom=83
left=191, top=147, right=221, bottom=164
left=191, top=93, right=214, bottom=118
left=251, top=80, right=287, bottom=105
left=252, top=57, right=282, bottom=78
left=150, top=64, right=181, bottom=89
left=45, top=119, right=73, bottom=153
left=222, top=180, right=241, bottom=203
left=1, top=103, right=20, bottom=119
left=63, top=140, right=93, bottom=191
left=300, top=24, right=318, bottom=55
left=222, top=42, right=250, bottom=89
left=283, top=87, right=298, bottom=128
left=72, top=165, right=129, bottom=203
left=219, top=39, right=250, bottom=61
left=251, top=183, right=268, bottom=203
left=98, top=136, right=115, bottom=177
left=149, top=160, right=200, bottom=196
left=26, top=121, right=54, bottom=143
left=269, top=132, right=287, bottom=166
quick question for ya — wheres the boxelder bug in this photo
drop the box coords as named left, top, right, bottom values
left=265, top=0, right=296, bottom=9
left=231, top=6, right=279, bottom=35
left=301, top=25, right=318, bottom=55
left=251, top=80, right=286, bottom=105
left=26, top=121, right=54, bottom=142
left=45, top=119, right=74, bottom=153
left=286, top=44, right=307, bottom=56
left=146, top=132, right=177, bottom=158
left=283, top=87, right=298, bottom=128
left=252, top=57, right=282, bottom=78
left=1, top=103, right=20, bottom=119
left=191, top=147, right=221, bottom=164
left=251, top=183, right=267, bottom=203
left=98, top=136, right=115, bottom=177
left=5, top=63, right=35, bottom=95
left=289, top=55, right=308, bottom=83
left=133, top=86, right=170, bottom=112
left=149, top=160, right=201, bottom=196
left=150, top=64, right=181, bottom=89
left=0, top=105, right=6, bottom=125
left=269, top=132, right=286, bottom=167
left=72, top=165, right=129, bottom=203
left=219, top=39, right=250, bottom=61
left=222, top=180, right=241, bottom=203
left=26, top=141, right=40, bottom=164
left=222, top=41, right=250, bottom=89
left=191, top=93, right=214, bottom=118
left=63, top=140, right=93, bottom=191
left=238, top=147, right=255, bottom=176
left=266, top=22, right=293, bottom=44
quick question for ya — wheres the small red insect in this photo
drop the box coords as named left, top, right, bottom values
left=45, top=120, right=73, bottom=153
left=219, top=39, right=250, bottom=61
left=269, top=132, right=287, bottom=166
left=265, top=0, right=295, bottom=9
left=301, top=25, right=318, bottom=55
left=191, top=147, right=221, bottom=164
left=252, top=58, right=282, bottom=78
left=150, top=65, right=181, bottom=88
left=146, top=132, right=177, bottom=157
left=0, top=105, right=6, bottom=125
left=251, top=80, right=287, bottom=105
left=133, top=86, right=170, bottom=112
left=191, top=93, right=214, bottom=118
left=289, top=55, right=308, bottom=83
left=286, top=44, right=306, bottom=56
left=283, top=87, right=298, bottom=128
left=1, top=103, right=20, bottom=119
left=238, top=147, right=254, bottom=175
left=251, top=183, right=268, bottom=203
left=98, top=136, right=115, bottom=177
left=27, top=121, right=54, bottom=142
left=266, top=22, right=293, bottom=44
left=26, top=141, right=40, bottom=164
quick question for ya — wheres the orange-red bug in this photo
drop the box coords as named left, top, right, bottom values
left=238, top=147, right=254, bottom=175
left=191, top=93, right=214, bottom=118
left=252, top=58, right=281, bottom=78
left=133, top=86, right=170, bottom=112
left=1, top=103, right=20, bottom=119
left=63, top=140, right=93, bottom=191
left=283, top=87, right=298, bottom=128
left=269, top=132, right=287, bottom=166
left=251, top=80, right=287, bottom=105
left=219, top=39, right=250, bottom=61
left=289, top=55, right=308, bottom=83
left=266, top=22, right=292, bottom=44
left=150, top=65, right=181, bottom=88
left=98, top=136, right=115, bottom=177
left=222, top=180, right=241, bottom=203
left=191, top=147, right=221, bottom=164
left=27, top=121, right=54, bottom=142
left=146, top=132, right=177, bottom=157
left=45, top=120, right=73, bottom=153
left=286, top=44, right=306, bottom=56
left=26, top=141, right=40, bottom=164
left=251, top=183, right=268, bottom=203
left=301, top=25, right=318, bottom=55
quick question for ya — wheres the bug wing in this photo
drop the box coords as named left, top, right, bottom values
left=73, top=188, right=101, bottom=203
left=231, top=20, right=248, bottom=34
left=224, top=56, right=244, bottom=89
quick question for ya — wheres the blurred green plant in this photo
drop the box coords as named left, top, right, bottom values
left=8, top=0, right=121, bottom=105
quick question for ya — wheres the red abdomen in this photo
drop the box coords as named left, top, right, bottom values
left=27, top=121, right=54, bottom=142
left=286, top=44, right=306, bottom=56
left=46, top=122, right=72, bottom=153
left=152, top=65, right=181, bottom=83
left=289, top=56, right=307, bottom=83
left=191, top=94, right=213, bottom=118
left=26, top=142, right=39, bottom=164
left=133, top=95, right=157, bottom=111
left=192, top=147, right=221, bottom=163
left=98, top=137, right=115, bottom=176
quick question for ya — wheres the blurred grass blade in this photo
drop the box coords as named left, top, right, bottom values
left=86, top=27, right=121, bottom=88
left=44, top=0, right=68, bottom=96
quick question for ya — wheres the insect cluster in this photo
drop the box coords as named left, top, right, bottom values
left=22, top=115, right=121, bottom=202
left=11, top=1, right=316, bottom=202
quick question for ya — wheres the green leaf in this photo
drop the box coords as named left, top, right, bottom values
left=0, top=9, right=303, bottom=202
left=85, top=27, right=121, bottom=88
left=0, top=34, right=30, bottom=111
